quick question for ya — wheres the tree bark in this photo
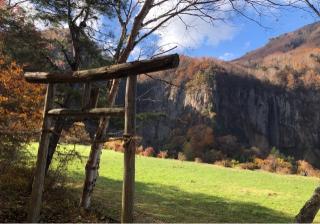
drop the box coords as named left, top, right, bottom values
left=45, top=117, right=65, bottom=173
left=79, top=80, right=120, bottom=209
left=80, top=0, right=155, bottom=210
left=44, top=2, right=87, bottom=173
left=80, top=116, right=110, bottom=208
left=45, top=95, right=74, bottom=174
left=295, top=186, right=320, bottom=223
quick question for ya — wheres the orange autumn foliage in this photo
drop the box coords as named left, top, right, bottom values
left=0, top=57, right=44, bottom=139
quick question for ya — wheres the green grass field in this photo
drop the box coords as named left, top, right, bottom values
left=28, top=144, right=320, bottom=223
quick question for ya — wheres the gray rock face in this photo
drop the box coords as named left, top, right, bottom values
left=133, top=69, right=320, bottom=166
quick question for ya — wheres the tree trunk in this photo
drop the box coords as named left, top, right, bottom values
left=45, top=94, right=74, bottom=173
left=80, top=79, right=120, bottom=209
left=80, top=117, right=109, bottom=208
left=45, top=117, right=65, bottom=173
left=79, top=0, right=154, bottom=209
left=295, top=186, right=320, bottom=223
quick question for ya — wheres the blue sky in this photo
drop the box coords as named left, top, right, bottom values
left=19, top=0, right=319, bottom=62
left=181, top=9, right=319, bottom=60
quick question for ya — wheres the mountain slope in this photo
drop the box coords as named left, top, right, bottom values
left=127, top=21, right=320, bottom=167
left=234, top=21, right=320, bottom=65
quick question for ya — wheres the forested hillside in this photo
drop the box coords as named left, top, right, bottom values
left=127, top=22, right=320, bottom=168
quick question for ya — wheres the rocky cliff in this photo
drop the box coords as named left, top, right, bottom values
left=129, top=22, right=320, bottom=166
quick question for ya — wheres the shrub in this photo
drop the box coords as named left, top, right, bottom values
left=239, top=162, right=260, bottom=170
left=253, top=158, right=264, bottom=168
left=61, top=122, right=90, bottom=144
left=275, top=159, right=293, bottom=174
left=214, top=159, right=239, bottom=168
left=265, top=148, right=298, bottom=174
left=165, top=134, right=187, bottom=154
left=297, top=160, right=320, bottom=177
left=47, top=145, right=83, bottom=187
left=239, top=153, right=301, bottom=175
left=214, top=160, right=228, bottom=167
left=231, top=159, right=239, bottom=167
left=0, top=149, right=104, bottom=223
left=157, top=150, right=168, bottom=159
left=195, top=157, right=203, bottom=163
left=143, top=147, right=155, bottom=157
left=237, top=147, right=266, bottom=163
left=136, top=145, right=144, bottom=155
left=216, top=135, right=239, bottom=156
left=182, top=142, right=195, bottom=161
left=104, top=140, right=124, bottom=152
left=178, top=152, right=186, bottom=161
left=260, top=155, right=293, bottom=174
left=203, top=149, right=225, bottom=163
left=114, top=142, right=125, bottom=152
left=186, top=124, right=215, bottom=159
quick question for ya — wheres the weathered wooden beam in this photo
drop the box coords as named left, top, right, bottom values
left=24, top=54, right=179, bottom=83
left=47, top=108, right=124, bottom=118
left=121, top=75, right=137, bottom=223
left=28, top=84, right=55, bottom=222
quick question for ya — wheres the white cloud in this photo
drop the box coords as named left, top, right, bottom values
left=156, top=18, right=238, bottom=51
left=10, top=0, right=50, bottom=30
left=130, top=46, right=143, bottom=60
left=218, top=52, right=235, bottom=61
left=244, top=41, right=251, bottom=48
left=12, top=1, right=102, bottom=31
left=145, top=0, right=239, bottom=52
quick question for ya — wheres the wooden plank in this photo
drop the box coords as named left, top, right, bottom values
left=24, top=54, right=179, bottom=83
left=47, top=107, right=124, bottom=118
left=27, top=84, right=55, bottom=222
left=121, top=75, right=137, bottom=223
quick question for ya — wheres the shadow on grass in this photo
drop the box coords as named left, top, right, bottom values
left=71, top=171, right=293, bottom=223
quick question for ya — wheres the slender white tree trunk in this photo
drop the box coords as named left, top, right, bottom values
left=80, top=80, right=120, bottom=209
left=79, top=0, right=154, bottom=210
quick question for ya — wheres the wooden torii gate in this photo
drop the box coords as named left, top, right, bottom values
left=24, top=54, right=180, bottom=223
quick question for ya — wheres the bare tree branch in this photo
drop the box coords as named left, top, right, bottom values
left=303, top=0, right=320, bottom=17
left=143, top=73, right=180, bottom=87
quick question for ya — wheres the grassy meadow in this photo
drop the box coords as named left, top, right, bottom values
left=28, top=143, right=320, bottom=223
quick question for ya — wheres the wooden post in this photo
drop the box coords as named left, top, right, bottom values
left=23, top=54, right=180, bottom=221
left=121, top=75, right=137, bottom=223
left=27, top=84, right=55, bottom=223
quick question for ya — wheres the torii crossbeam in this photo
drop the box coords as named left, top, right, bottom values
left=24, top=54, right=179, bottom=223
